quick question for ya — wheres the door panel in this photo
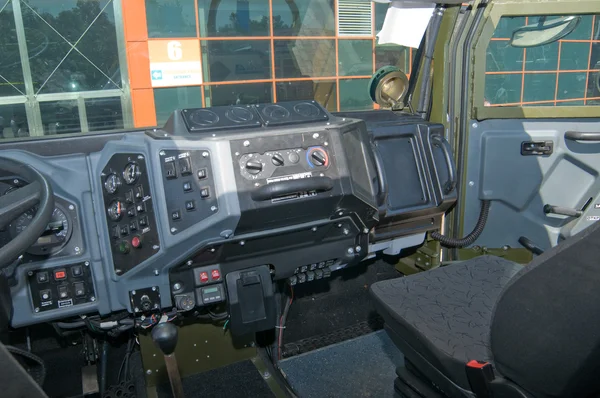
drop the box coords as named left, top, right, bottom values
left=463, top=119, right=600, bottom=251
left=456, top=0, right=600, bottom=256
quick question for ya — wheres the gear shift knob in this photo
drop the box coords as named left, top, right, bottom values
left=151, top=322, right=178, bottom=356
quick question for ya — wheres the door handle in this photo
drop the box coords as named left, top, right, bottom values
left=565, top=131, right=600, bottom=141
left=431, top=135, right=457, bottom=194
left=543, top=204, right=583, bottom=218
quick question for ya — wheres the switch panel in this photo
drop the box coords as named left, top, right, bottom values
left=101, top=153, right=160, bottom=275
left=159, top=150, right=218, bottom=235
left=28, top=262, right=95, bottom=313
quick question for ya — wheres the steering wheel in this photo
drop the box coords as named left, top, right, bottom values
left=0, top=157, right=54, bottom=269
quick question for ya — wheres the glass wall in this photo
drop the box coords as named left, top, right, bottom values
left=147, top=0, right=415, bottom=125
left=0, top=0, right=129, bottom=138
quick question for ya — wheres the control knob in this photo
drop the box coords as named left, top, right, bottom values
left=271, top=153, right=284, bottom=166
left=311, top=149, right=327, bottom=166
left=245, top=159, right=263, bottom=175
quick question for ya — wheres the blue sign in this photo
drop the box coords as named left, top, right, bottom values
left=151, top=70, right=163, bottom=80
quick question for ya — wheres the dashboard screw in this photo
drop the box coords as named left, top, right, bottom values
left=153, top=303, right=159, bottom=309
left=28, top=271, right=33, bottom=276
left=173, top=283, right=182, bottom=291
left=263, top=371, right=271, bottom=379
left=171, top=228, right=177, bottom=233
left=243, top=140, right=250, bottom=147
left=153, top=269, right=159, bottom=276
left=343, top=229, right=349, bottom=235
left=84, top=261, right=90, bottom=266
left=134, top=307, right=140, bottom=312
left=324, top=142, right=328, bottom=146
left=146, top=370, right=152, bottom=375
left=326, top=122, right=330, bottom=126
left=313, top=133, right=319, bottom=139
left=152, top=286, right=156, bottom=292
left=338, top=211, right=343, bottom=216
left=347, top=247, right=354, bottom=255
left=74, top=247, right=80, bottom=254
left=469, top=181, right=475, bottom=187
left=355, top=246, right=362, bottom=253
left=211, top=206, right=217, bottom=212
left=202, top=152, right=209, bottom=158
left=312, top=227, right=317, bottom=232
left=472, top=122, right=478, bottom=128
left=34, top=307, right=39, bottom=313
left=235, top=152, right=240, bottom=156
left=337, top=223, right=342, bottom=228
left=363, top=228, right=369, bottom=234
left=210, top=248, right=215, bottom=252
left=187, top=260, right=193, bottom=266
left=132, top=290, right=136, bottom=295
left=69, top=205, right=75, bottom=210
left=159, top=151, right=165, bottom=156
left=342, top=118, right=346, bottom=121
left=240, top=241, right=245, bottom=246
left=90, top=296, right=96, bottom=302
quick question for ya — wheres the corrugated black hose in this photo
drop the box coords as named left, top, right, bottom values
left=431, top=200, right=491, bottom=248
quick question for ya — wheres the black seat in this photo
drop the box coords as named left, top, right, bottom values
left=370, top=221, right=600, bottom=398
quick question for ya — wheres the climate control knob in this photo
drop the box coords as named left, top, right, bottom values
left=310, top=149, right=328, bottom=167
left=245, top=159, right=263, bottom=175
left=271, top=153, right=284, bottom=166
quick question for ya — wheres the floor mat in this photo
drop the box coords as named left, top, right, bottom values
left=279, top=330, right=404, bottom=398
left=283, top=257, right=400, bottom=346
left=156, top=360, right=274, bottom=398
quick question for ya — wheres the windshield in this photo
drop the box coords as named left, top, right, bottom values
left=0, top=0, right=414, bottom=139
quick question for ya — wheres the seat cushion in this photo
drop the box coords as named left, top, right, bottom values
left=370, top=256, right=522, bottom=389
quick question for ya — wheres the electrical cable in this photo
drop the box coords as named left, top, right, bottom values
left=431, top=200, right=491, bottom=248
left=278, top=284, right=294, bottom=360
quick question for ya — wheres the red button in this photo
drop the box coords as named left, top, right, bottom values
left=54, top=270, right=66, bottom=280
left=199, top=272, right=209, bottom=283
left=211, top=269, right=221, bottom=280
left=131, top=236, right=141, bottom=248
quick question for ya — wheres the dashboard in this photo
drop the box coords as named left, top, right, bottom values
left=1, top=102, right=456, bottom=332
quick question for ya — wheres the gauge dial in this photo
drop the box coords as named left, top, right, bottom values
left=123, top=163, right=141, bottom=185
left=107, top=200, right=125, bottom=221
left=11, top=205, right=72, bottom=255
left=104, top=173, right=121, bottom=194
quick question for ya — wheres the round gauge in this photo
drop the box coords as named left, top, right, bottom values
left=104, top=173, right=121, bottom=194
left=123, top=163, right=141, bottom=185
left=107, top=200, right=125, bottom=221
left=11, top=205, right=72, bottom=255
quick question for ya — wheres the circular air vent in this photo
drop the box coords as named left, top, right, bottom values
left=189, top=110, right=219, bottom=126
left=262, top=104, right=290, bottom=120
left=294, top=102, right=321, bottom=118
left=226, top=106, right=254, bottom=123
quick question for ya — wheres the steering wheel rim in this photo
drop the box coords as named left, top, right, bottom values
left=0, top=157, right=54, bottom=269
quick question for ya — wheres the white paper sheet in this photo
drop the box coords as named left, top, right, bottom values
left=376, top=1, right=435, bottom=48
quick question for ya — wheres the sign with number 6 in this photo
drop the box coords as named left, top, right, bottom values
left=148, top=39, right=202, bottom=87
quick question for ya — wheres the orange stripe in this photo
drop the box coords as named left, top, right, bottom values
left=584, top=16, right=596, bottom=105
left=269, top=0, right=276, bottom=102
left=554, top=41, right=562, bottom=105
left=335, top=0, right=340, bottom=112
left=122, top=0, right=148, bottom=42
left=488, top=97, right=600, bottom=107
left=194, top=0, right=200, bottom=38
left=519, top=17, right=528, bottom=105
left=131, top=89, right=157, bottom=127
left=486, top=69, right=600, bottom=75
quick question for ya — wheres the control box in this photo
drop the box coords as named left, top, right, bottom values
left=28, top=262, right=95, bottom=313
left=159, top=149, right=217, bottom=235
left=170, top=264, right=225, bottom=311
left=101, top=153, right=160, bottom=275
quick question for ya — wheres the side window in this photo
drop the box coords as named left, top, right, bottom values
left=484, top=14, right=600, bottom=107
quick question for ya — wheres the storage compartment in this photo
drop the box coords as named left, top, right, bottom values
left=225, top=265, right=276, bottom=336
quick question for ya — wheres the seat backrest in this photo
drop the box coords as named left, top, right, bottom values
left=490, top=221, right=600, bottom=398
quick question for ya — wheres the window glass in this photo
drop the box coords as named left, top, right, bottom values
left=485, top=14, right=600, bottom=107
left=207, top=82, right=272, bottom=106
left=375, top=3, right=388, bottom=33
left=146, top=0, right=197, bottom=38
left=338, top=40, right=373, bottom=76
left=339, top=79, right=372, bottom=111
left=0, top=1, right=25, bottom=97
left=272, top=0, right=335, bottom=37
left=39, top=100, right=81, bottom=135
left=199, top=0, right=269, bottom=37
left=276, top=80, right=336, bottom=112
left=22, top=0, right=120, bottom=94
left=375, top=45, right=413, bottom=74
left=0, top=104, right=27, bottom=139
left=154, top=87, right=203, bottom=125
left=274, top=40, right=335, bottom=78
left=203, top=40, right=271, bottom=82
left=85, top=97, right=123, bottom=132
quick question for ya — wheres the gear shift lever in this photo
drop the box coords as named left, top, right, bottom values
left=152, top=322, right=184, bottom=398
